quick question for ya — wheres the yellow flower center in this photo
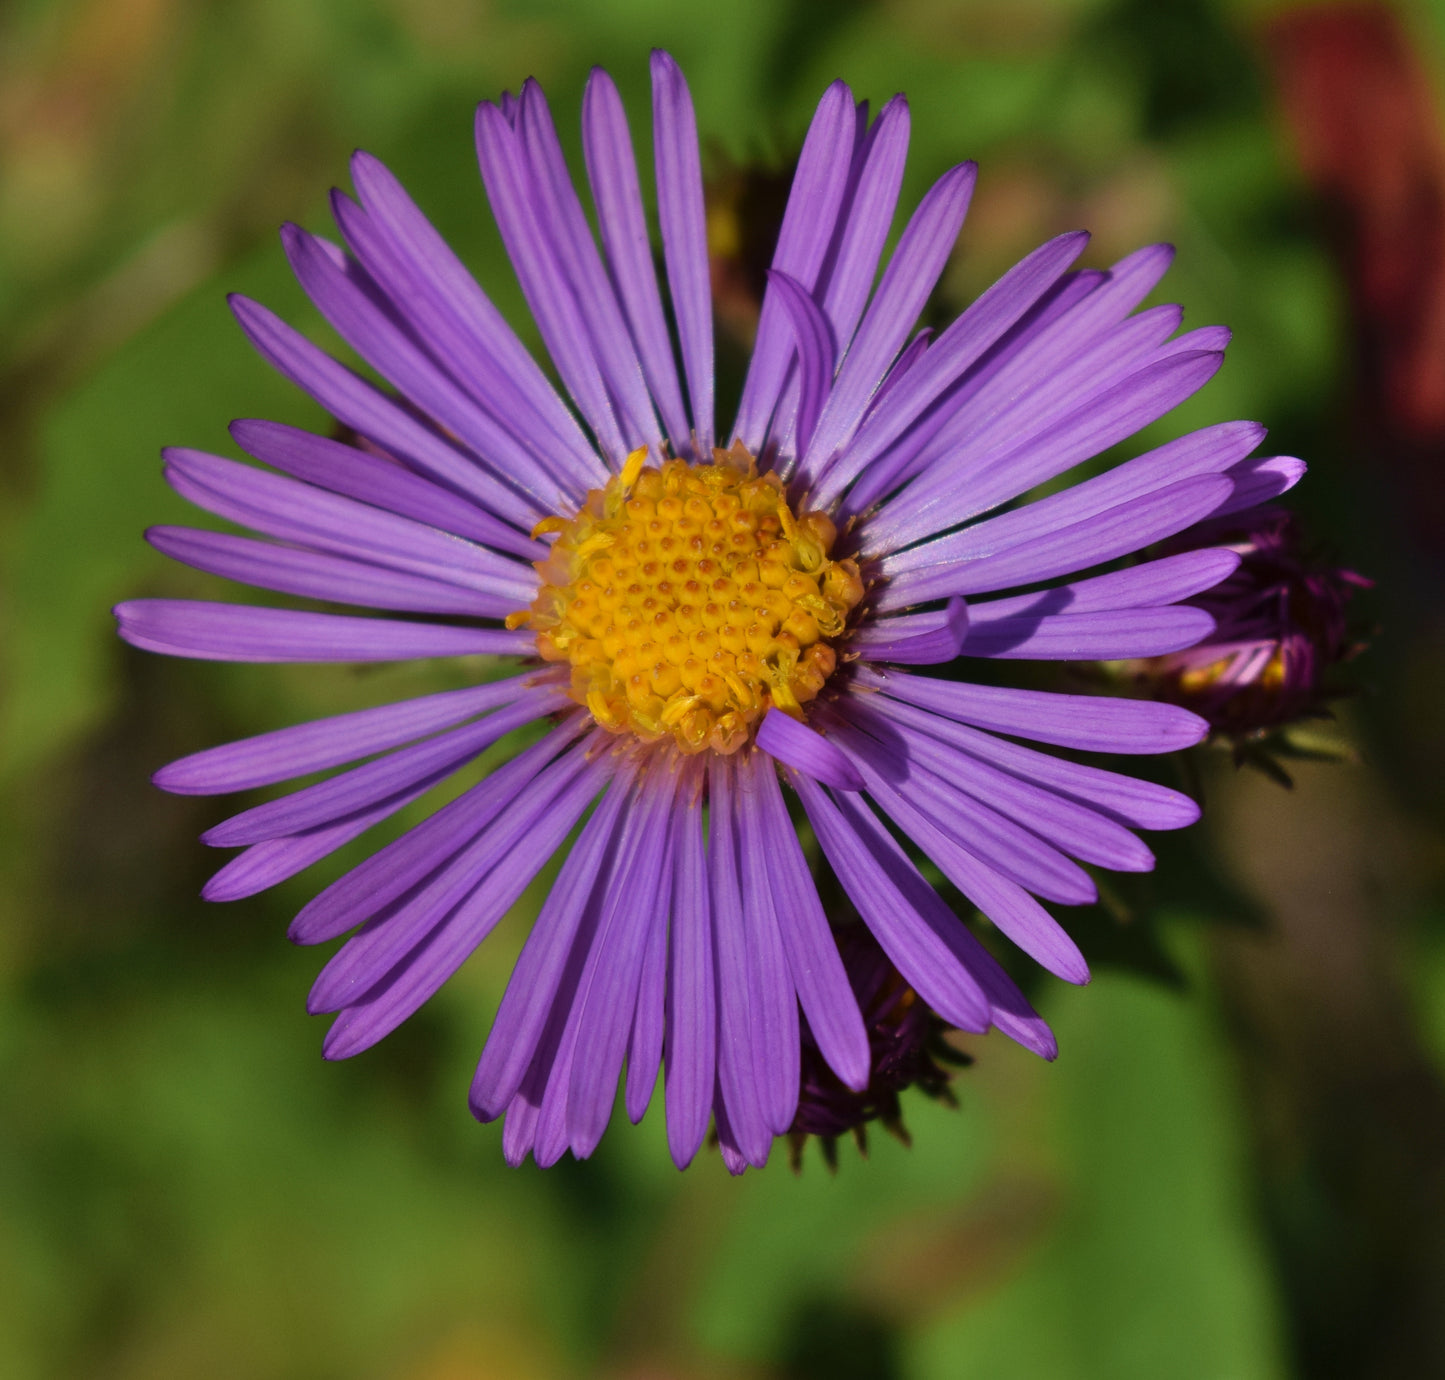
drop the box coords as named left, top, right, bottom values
left=508, top=443, right=864, bottom=754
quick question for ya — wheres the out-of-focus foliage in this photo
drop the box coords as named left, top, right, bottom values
left=1, top=0, right=1439, bottom=1376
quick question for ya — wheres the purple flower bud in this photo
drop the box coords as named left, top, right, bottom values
left=786, top=924, right=967, bottom=1171
left=1133, top=507, right=1371, bottom=743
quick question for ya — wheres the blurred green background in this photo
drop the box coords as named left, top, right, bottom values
left=2, top=0, right=1442, bottom=1376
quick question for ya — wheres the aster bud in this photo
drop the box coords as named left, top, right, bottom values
left=787, top=924, right=969, bottom=1172
left=1126, top=507, right=1371, bottom=779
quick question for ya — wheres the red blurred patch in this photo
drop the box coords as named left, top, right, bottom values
left=1266, top=5, right=1445, bottom=540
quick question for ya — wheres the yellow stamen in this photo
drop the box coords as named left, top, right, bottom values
left=619, top=444, right=648, bottom=492
left=511, top=448, right=863, bottom=754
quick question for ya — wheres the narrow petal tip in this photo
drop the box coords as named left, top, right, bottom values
left=199, top=870, right=245, bottom=904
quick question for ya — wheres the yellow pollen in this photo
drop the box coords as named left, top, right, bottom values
left=511, top=444, right=864, bottom=754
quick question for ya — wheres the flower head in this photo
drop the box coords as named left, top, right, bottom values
left=1124, top=505, right=1369, bottom=765
left=114, top=53, right=1304, bottom=1171
left=514, top=443, right=863, bottom=752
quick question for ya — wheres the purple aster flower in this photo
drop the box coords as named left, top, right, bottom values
left=114, top=52, right=1306, bottom=1172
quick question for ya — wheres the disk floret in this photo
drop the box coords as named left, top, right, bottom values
left=512, top=444, right=863, bottom=753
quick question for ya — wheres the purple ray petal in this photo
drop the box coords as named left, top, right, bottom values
left=229, top=294, right=541, bottom=529
left=518, top=889, right=623, bottom=1168
left=707, top=753, right=774, bottom=1167
left=853, top=664, right=1207, bottom=754
left=566, top=769, right=678, bottom=1157
left=501, top=1088, right=543, bottom=1167
left=712, top=1081, right=760, bottom=1176
left=651, top=50, right=714, bottom=453
left=760, top=95, right=911, bottom=473
left=834, top=723, right=1089, bottom=981
left=972, top=967, right=1058, bottom=1059
left=854, top=682, right=1201, bottom=829
left=877, top=418, right=1264, bottom=587
left=852, top=596, right=969, bottom=665
left=583, top=66, right=691, bottom=455
left=938, top=905, right=1059, bottom=1058
left=842, top=696, right=1153, bottom=874
left=663, top=773, right=715, bottom=1168
left=230, top=419, right=542, bottom=561
left=959, top=604, right=1215, bottom=660
left=851, top=246, right=1182, bottom=518
left=859, top=326, right=931, bottom=430
left=309, top=757, right=572, bottom=1014
left=346, top=151, right=602, bottom=482
left=732, top=753, right=801, bottom=1136
left=813, top=231, right=1090, bottom=509
left=532, top=1008, right=586, bottom=1168
left=1171, top=323, right=1232, bottom=353
left=965, top=549, right=1240, bottom=623
left=829, top=720, right=1097, bottom=906
left=314, top=737, right=602, bottom=1007
left=869, top=348, right=1227, bottom=553
left=328, top=221, right=592, bottom=506
left=1212, top=455, right=1307, bottom=516
left=802, top=161, right=975, bottom=481
left=884, top=303, right=1207, bottom=515
left=793, top=771, right=1057, bottom=1056
left=788, top=771, right=992, bottom=1032
left=328, top=186, right=586, bottom=499
left=204, top=690, right=562, bottom=846
left=475, top=100, right=629, bottom=465
left=328, top=190, right=591, bottom=504
left=289, top=716, right=588, bottom=943
left=283, top=222, right=574, bottom=513
left=470, top=759, right=639, bottom=1120
left=948, top=244, right=1175, bottom=417
left=146, top=526, right=514, bottom=619
left=318, top=744, right=609, bottom=1058
left=532, top=772, right=667, bottom=1168
left=733, top=81, right=856, bottom=454
left=497, top=961, right=581, bottom=1167
left=867, top=300, right=1191, bottom=536
left=308, top=741, right=600, bottom=1008
left=625, top=861, right=670, bottom=1125
left=499, top=1015, right=569, bottom=1167
left=910, top=296, right=1184, bottom=474
left=162, top=447, right=536, bottom=601
left=810, top=96, right=912, bottom=387
left=750, top=756, right=869, bottom=1090
left=886, top=475, right=1233, bottom=604
left=115, top=599, right=530, bottom=663
left=515, top=80, right=662, bottom=453
left=155, top=675, right=542, bottom=795
left=838, top=270, right=1107, bottom=518
left=766, top=269, right=836, bottom=458
left=201, top=766, right=445, bottom=902
left=756, top=707, right=863, bottom=790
